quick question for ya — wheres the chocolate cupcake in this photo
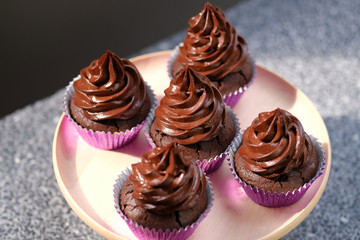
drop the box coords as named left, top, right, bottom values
left=229, top=108, right=325, bottom=207
left=148, top=67, right=240, bottom=173
left=114, top=143, right=213, bottom=240
left=64, top=50, right=156, bottom=149
left=169, top=2, right=255, bottom=107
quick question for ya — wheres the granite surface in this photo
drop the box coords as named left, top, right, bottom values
left=1, top=0, right=359, bottom=239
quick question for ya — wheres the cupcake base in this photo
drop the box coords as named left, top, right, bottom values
left=70, top=93, right=151, bottom=133
left=120, top=178, right=208, bottom=230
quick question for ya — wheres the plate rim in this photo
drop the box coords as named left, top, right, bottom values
left=52, top=50, right=331, bottom=240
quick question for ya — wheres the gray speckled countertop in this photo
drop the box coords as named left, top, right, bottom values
left=1, top=0, right=359, bottom=239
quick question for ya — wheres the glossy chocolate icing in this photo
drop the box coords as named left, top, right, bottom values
left=130, top=143, right=207, bottom=215
left=238, top=108, right=318, bottom=179
left=154, top=67, right=226, bottom=145
left=173, top=2, right=249, bottom=80
left=73, top=50, right=148, bottom=121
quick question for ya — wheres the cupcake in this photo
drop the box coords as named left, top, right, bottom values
left=229, top=108, right=325, bottom=207
left=114, top=143, right=213, bottom=240
left=148, top=67, right=240, bottom=173
left=169, top=2, right=255, bottom=107
left=64, top=50, right=155, bottom=149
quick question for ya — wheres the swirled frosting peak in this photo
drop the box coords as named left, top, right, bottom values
left=130, top=143, right=207, bottom=214
left=73, top=50, right=148, bottom=121
left=175, top=2, right=249, bottom=80
left=239, top=108, right=317, bottom=179
left=154, top=67, right=226, bottom=145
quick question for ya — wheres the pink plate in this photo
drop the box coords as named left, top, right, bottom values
left=53, top=51, right=331, bottom=240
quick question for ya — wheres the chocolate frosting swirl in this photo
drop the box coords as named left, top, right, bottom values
left=239, top=108, right=317, bottom=179
left=130, top=143, right=207, bottom=214
left=175, top=2, right=249, bottom=80
left=154, top=67, right=226, bottom=145
left=73, top=50, right=148, bottom=121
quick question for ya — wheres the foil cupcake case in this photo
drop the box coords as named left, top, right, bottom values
left=53, top=51, right=331, bottom=240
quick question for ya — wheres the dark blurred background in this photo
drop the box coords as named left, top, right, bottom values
left=0, top=0, right=241, bottom=118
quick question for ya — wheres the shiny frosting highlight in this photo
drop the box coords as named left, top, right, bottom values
left=130, top=143, right=207, bottom=214
left=238, top=108, right=317, bottom=179
left=73, top=50, right=148, bottom=121
left=154, top=67, right=226, bottom=145
left=176, top=2, right=249, bottom=80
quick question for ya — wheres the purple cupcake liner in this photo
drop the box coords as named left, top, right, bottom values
left=167, top=44, right=256, bottom=108
left=113, top=168, right=214, bottom=240
left=144, top=105, right=241, bottom=174
left=227, top=134, right=326, bottom=207
left=63, top=76, right=157, bottom=150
